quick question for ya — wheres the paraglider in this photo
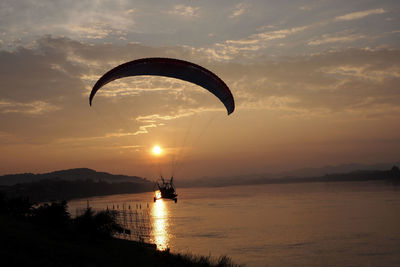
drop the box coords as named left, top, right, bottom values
left=89, top=58, right=235, bottom=203
left=89, top=57, right=235, bottom=115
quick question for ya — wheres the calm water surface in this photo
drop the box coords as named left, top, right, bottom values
left=69, top=181, right=400, bottom=266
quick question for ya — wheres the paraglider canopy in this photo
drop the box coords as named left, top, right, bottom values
left=89, top=57, right=235, bottom=115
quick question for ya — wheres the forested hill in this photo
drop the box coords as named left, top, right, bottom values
left=0, top=168, right=154, bottom=202
left=0, top=168, right=149, bottom=186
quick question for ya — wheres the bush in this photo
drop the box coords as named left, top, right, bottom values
left=74, top=207, right=124, bottom=238
left=0, top=193, right=33, bottom=219
left=32, top=200, right=71, bottom=228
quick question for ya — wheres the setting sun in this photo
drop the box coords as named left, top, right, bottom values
left=153, top=145, right=162, bottom=156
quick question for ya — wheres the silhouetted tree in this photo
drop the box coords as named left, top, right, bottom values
left=0, top=194, right=33, bottom=219
left=74, top=207, right=124, bottom=238
left=32, top=200, right=71, bottom=228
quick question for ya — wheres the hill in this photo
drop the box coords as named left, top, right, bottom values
left=0, top=168, right=154, bottom=202
left=0, top=168, right=149, bottom=186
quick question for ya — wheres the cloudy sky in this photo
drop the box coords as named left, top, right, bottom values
left=1, top=0, right=399, bottom=179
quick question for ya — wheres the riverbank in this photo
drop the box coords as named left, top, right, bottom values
left=0, top=213, right=238, bottom=267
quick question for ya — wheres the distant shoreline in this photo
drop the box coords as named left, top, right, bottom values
left=178, top=165, right=400, bottom=188
left=1, top=166, right=399, bottom=202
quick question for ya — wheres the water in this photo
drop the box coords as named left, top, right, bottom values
left=69, top=181, right=400, bottom=266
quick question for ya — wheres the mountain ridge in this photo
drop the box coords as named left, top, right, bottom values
left=0, top=168, right=150, bottom=186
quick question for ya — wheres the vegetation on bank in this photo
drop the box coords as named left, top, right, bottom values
left=0, top=193, right=239, bottom=267
left=0, top=178, right=154, bottom=202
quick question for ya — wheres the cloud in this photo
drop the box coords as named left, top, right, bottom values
left=0, top=1, right=396, bottom=60
left=299, top=6, right=312, bottom=11
left=255, top=26, right=308, bottom=40
left=132, top=107, right=224, bottom=137
left=0, top=41, right=86, bottom=103
left=67, top=25, right=111, bottom=40
left=203, top=26, right=308, bottom=60
left=126, top=9, right=135, bottom=15
left=54, top=108, right=212, bottom=144
left=218, top=48, right=400, bottom=119
left=308, top=31, right=366, bottom=45
left=335, top=8, right=386, bottom=21
left=0, top=99, right=60, bottom=115
left=136, top=112, right=194, bottom=123
left=319, top=64, right=400, bottom=82
left=86, top=76, right=191, bottom=101
left=1, top=36, right=399, bottom=153
left=167, top=5, right=200, bottom=18
left=0, top=0, right=136, bottom=44
left=105, top=124, right=157, bottom=137
left=229, top=3, right=249, bottom=18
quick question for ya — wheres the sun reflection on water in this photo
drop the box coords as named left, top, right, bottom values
left=151, top=199, right=169, bottom=250
left=155, top=190, right=162, bottom=200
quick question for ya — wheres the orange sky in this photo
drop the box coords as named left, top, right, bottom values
left=1, top=1, right=399, bottom=179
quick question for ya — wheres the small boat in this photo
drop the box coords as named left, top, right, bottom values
left=154, top=176, right=178, bottom=203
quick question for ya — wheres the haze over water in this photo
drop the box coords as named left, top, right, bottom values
left=69, top=181, right=400, bottom=266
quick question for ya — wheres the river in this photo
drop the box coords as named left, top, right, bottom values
left=69, top=181, right=400, bottom=266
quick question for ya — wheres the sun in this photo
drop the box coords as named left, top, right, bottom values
left=153, top=145, right=162, bottom=155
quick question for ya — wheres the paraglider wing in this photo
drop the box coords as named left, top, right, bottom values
left=89, top=58, right=235, bottom=115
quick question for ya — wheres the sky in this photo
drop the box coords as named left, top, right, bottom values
left=1, top=0, right=399, bottom=179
